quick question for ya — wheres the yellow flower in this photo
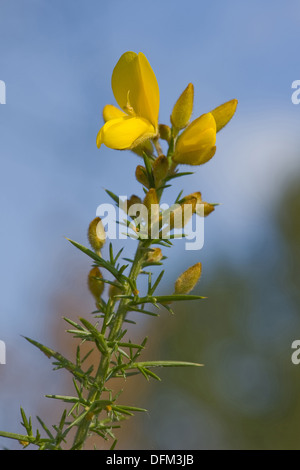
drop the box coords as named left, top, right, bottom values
left=172, top=99, right=238, bottom=166
left=97, top=51, right=160, bottom=150
left=173, top=112, right=217, bottom=166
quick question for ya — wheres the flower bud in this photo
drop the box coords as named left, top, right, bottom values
left=88, top=267, right=104, bottom=300
left=152, top=155, right=169, bottom=185
left=19, top=440, right=29, bottom=448
left=127, top=195, right=142, bottom=211
left=135, top=165, right=149, bottom=188
left=143, top=188, right=159, bottom=231
left=174, top=263, right=202, bottom=294
left=143, top=188, right=159, bottom=212
left=88, top=217, right=106, bottom=252
left=131, top=139, right=154, bottom=157
left=146, top=247, right=163, bottom=263
left=171, top=83, right=194, bottom=131
left=85, top=410, right=95, bottom=421
left=172, top=113, right=216, bottom=166
left=180, top=192, right=202, bottom=210
left=166, top=192, right=201, bottom=230
left=202, top=202, right=215, bottom=217
left=210, top=99, right=238, bottom=132
left=159, top=124, right=171, bottom=142
left=109, top=283, right=123, bottom=300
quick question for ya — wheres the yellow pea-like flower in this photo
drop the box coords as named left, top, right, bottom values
left=172, top=99, right=238, bottom=166
left=97, top=51, right=160, bottom=150
left=172, top=113, right=217, bottom=166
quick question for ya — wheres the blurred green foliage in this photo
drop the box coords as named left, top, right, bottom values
left=134, top=174, right=300, bottom=450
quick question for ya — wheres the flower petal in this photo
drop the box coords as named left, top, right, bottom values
left=111, top=51, right=159, bottom=128
left=96, top=116, right=156, bottom=150
left=173, top=113, right=216, bottom=165
left=175, top=113, right=216, bottom=154
left=102, top=104, right=126, bottom=122
left=210, top=99, right=238, bottom=132
left=137, top=52, right=160, bottom=128
left=173, top=113, right=217, bottom=165
left=173, top=141, right=216, bottom=166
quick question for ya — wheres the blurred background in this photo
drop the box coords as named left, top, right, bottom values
left=1, top=0, right=300, bottom=450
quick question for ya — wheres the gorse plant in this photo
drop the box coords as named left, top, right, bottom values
left=0, top=51, right=237, bottom=450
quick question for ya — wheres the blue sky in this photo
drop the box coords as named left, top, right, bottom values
left=0, top=0, right=300, bottom=446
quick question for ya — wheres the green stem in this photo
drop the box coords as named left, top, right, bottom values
left=72, top=242, right=146, bottom=449
left=108, top=242, right=145, bottom=340
left=72, top=354, right=110, bottom=449
left=152, top=136, right=164, bottom=157
left=72, top=136, right=169, bottom=449
left=167, top=128, right=175, bottom=158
